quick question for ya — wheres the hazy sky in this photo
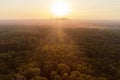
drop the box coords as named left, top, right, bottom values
left=0, top=0, right=120, bottom=20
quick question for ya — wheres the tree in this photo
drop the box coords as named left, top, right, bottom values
left=97, top=77, right=108, bottom=80
left=30, top=76, right=47, bottom=80
left=69, top=73, right=77, bottom=80
left=25, top=67, right=41, bottom=79
left=70, top=71, right=80, bottom=77
left=57, top=63, right=71, bottom=75
left=62, top=73, right=69, bottom=80
left=50, top=71, right=58, bottom=79
left=53, top=75, right=62, bottom=80
left=14, top=73, right=26, bottom=80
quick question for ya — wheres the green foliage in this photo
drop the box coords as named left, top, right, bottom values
left=62, top=73, right=69, bottom=80
left=53, top=75, right=62, bottom=80
left=0, top=26, right=120, bottom=80
left=57, top=63, right=71, bottom=75
left=97, top=77, right=108, bottom=80
left=30, top=76, right=47, bottom=80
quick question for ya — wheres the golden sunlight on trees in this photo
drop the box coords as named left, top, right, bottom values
left=0, top=25, right=120, bottom=80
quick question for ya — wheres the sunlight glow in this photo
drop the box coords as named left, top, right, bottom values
left=51, top=1, right=70, bottom=17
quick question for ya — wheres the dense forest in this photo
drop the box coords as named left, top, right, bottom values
left=0, top=25, right=120, bottom=80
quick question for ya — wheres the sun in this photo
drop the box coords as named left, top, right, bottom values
left=51, top=1, right=70, bottom=17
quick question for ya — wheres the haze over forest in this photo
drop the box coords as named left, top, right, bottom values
left=0, top=0, right=120, bottom=80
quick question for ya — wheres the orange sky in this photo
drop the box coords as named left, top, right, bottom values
left=0, top=0, right=120, bottom=20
